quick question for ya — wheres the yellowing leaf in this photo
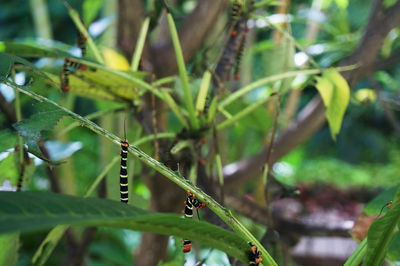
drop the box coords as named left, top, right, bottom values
left=315, top=76, right=334, bottom=107
left=103, top=48, right=130, bottom=70
left=315, top=68, right=350, bottom=140
left=355, top=89, right=376, bottom=104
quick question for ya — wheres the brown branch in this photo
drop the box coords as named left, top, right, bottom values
left=374, top=50, right=400, bottom=71
left=151, top=0, right=228, bottom=77
left=117, top=0, right=147, bottom=58
left=223, top=0, right=400, bottom=188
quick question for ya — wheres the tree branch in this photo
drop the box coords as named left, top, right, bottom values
left=117, top=0, right=146, bottom=58
left=223, top=0, right=400, bottom=188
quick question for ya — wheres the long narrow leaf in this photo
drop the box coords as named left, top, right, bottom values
left=166, top=12, right=198, bottom=129
left=131, top=18, right=150, bottom=71
left=0, top=191, right=249, bottom=263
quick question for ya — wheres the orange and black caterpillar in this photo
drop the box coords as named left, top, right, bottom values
left=233, top=30, right=247, bottom=80
left=213, top=16, right=247, bottom=90
left=249, top=242, right=262, bottom=265
left=182, top=190, right=206, bottom=253
left=77, top=29, right=87, bottom=57
left=230, top=1, right=242, bottom=28
left=60, top=58, right=86, bottom=92
left=14, top=145, right=31, bottom=192
left=120, top=139, right=129, bottom=203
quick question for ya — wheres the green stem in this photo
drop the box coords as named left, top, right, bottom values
left=219, top=65, right=357, bottom=108
left=63, top=1, right=104, bottom=63
left=166, top=12, right=199, bottom=129
left=85, top=156, right=120, bottom=197
left=217, top=94, right=272, bottom=131
left=12, top=69, right=24, bottom=165
left=4, top=78, right=276, bottom=265
left=56, top=106, right=124, bottom=137
left=132, top=132, right=176, bottom=146
left=215, top=154, right=224, bottom=186
left=131, top=18, right=150, bottom=72
left=344, top=238, right=367, bottom=266
left=218, top=106, right=233, bottom=120
left=161, top=89, right=189, bottom=128
left=196, top=70, right=211, bottom=115
left=152, top=76, right=176, bottom=87
left=252, top=14, right=320, bottom=69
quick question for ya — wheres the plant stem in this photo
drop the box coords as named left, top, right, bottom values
left=12, top=69, right=24, bottom=165
left=217, top=94, right=272, bottom=131
left=132, top=132, right=176, bottom=146
left=219, top=65, right=357, bottom=108
left=85, top=156, right=120, bottom=197
left=56, top=106, right=125, bottom=137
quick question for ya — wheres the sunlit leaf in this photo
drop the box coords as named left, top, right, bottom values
left=354, top=88, right=376, bottom=104
left=103, top=48, right=130, bottom=71
left=315, top=76, right=334, bottom=106
left=315, top=68, right=350, bottom=140
left=334, top=0, right=348, bottom=9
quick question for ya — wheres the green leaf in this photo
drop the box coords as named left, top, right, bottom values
left=0, top=41, right=70, bottom=58
left=166, top=12, right=198, bottom=129
left=315, top=76, right=334, bottom=105
left=32, top=225, right=68, bottom=266
left=83, top=0, right=104, bottom=24
left=0, top=233, right=19, bottom=266
left=364, top=186, right=400, bottom=265
left=0, top=191, right=250, bottom=263
left=0, top=152, right=18, bottom=185
left=0, top=130, right=17, bottom=151
left=363, top=186, right=398, bottom=216
left=315, top=68, right=350, bottom=140
left=13, top=102, right=66, bottom=156
left=0, top=53, right=13, bottom=77
left=0, top=52, right=57, bottom=88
